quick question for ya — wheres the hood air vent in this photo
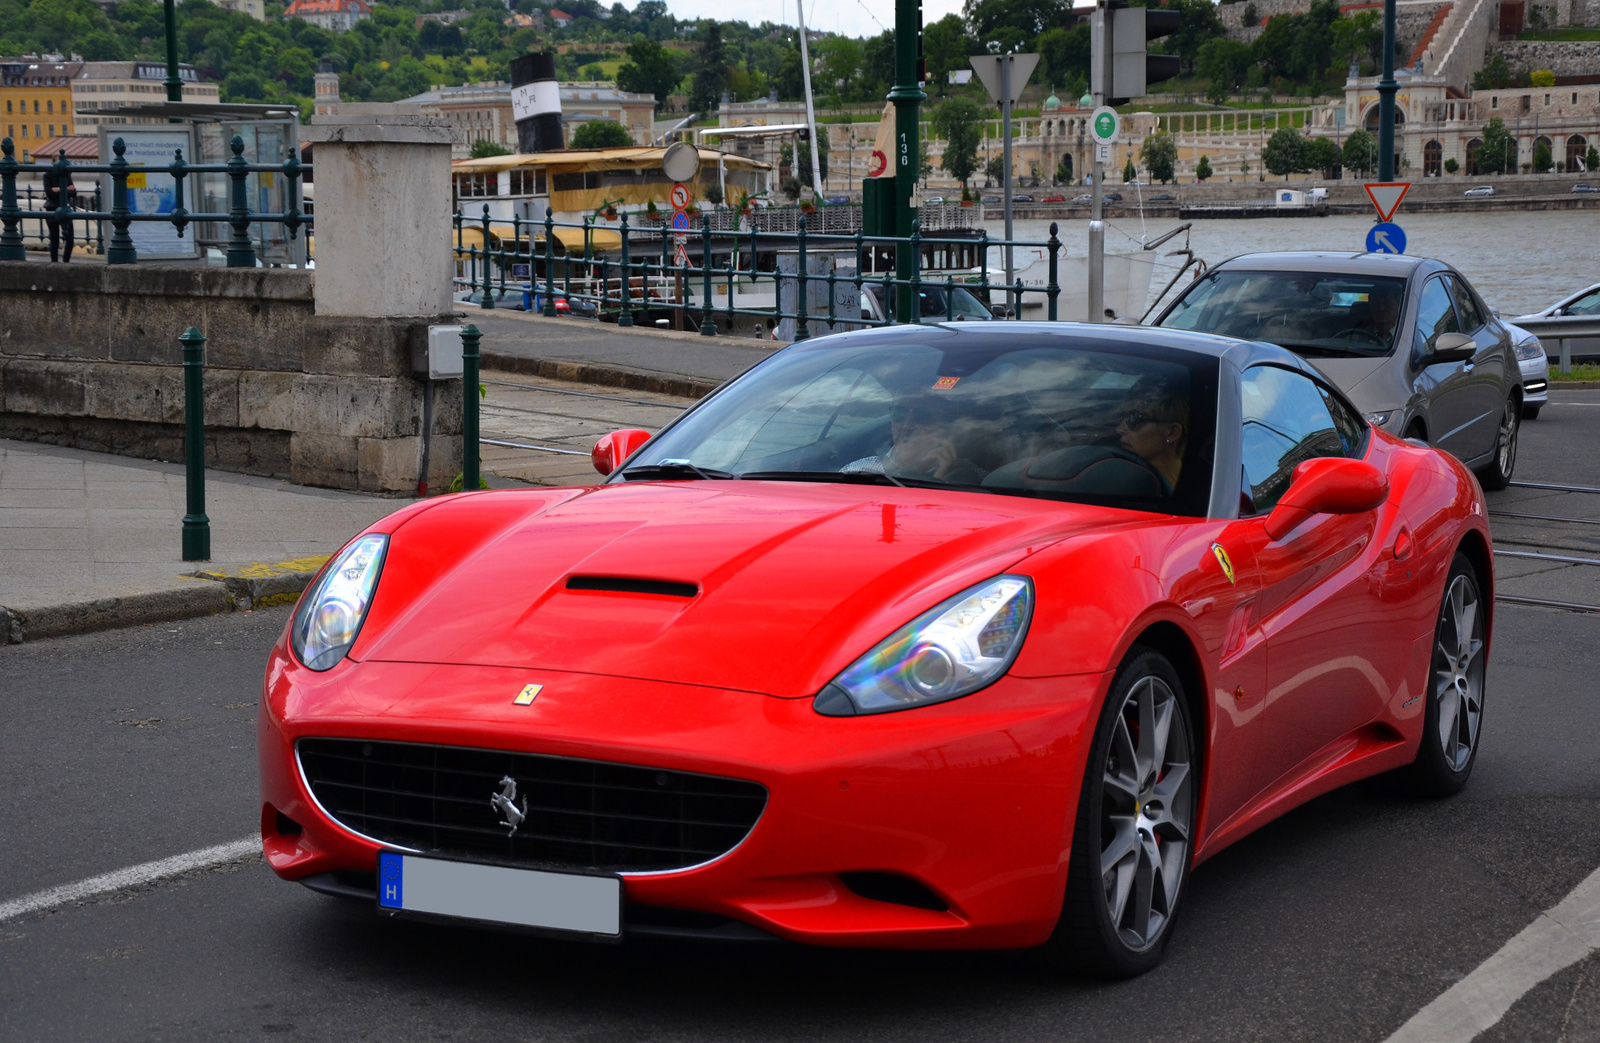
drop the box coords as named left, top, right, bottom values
left=566, top=576, right=698, bottom=598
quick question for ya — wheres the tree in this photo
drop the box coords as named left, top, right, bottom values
left=811, top=35, right=866, bottom=106
left=1141, top=131, right=1178, bottom=184
left=1195, top=154, right=1213, bottom=181
left=571, top=120, right=634, bottom=149
left=689, top=20, right=729, bottom=113
left=1533, top=138, right=1554, bottom=173
left=985, top=156, right=1004, bottom=184
left=1197, top=38, right=1252, bottom=97
left=932, top=97, right=985, bottom=188
left=1158, top=0, right=1225, bottom=76
left=1038, top=23, right=1091, bottom=91
left=963, top=0, right=1066, bottom=52
left=1477, top=116, right=1515, bottom=175
left=1055, top=155, right=1074, bottom=183
left=1263, top=127, right=1306, bottom=178
left=1123, top=156, right=1137, bottom=182
left=1588, top=146, right=1600, bottom=173
left=924, top=15, right=976, bottom=95
left=1305, top=136, right=1340, bottom=177
left=1472, top=54, right=1517, bottom=91
left=1342, top=128, right=1377, bottom=176
left=616, top=35, right=681, bottom=111
left=1330, top=10, right=1381, bottom=72
left=470, top=139, right=513, bottom=158
left=1444, top=157, right=1459, bottom=174
left=1530, top=69, right=1556, bottom=88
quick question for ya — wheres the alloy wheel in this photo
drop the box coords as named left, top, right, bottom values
left=1434, top=574, right=1485, bottom=772
left=1099, top=675, right=1192, bottom=952
left=1497, top=406, right=1519, bottom=478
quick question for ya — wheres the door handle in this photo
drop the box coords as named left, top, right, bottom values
left=1393, top=527, right=1413, bottom=561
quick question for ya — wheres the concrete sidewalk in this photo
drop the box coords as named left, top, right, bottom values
left=0, top=439, right=406, bottom=643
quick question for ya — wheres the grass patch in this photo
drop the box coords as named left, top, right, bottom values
left=1518, top=28, right=1600, bottom=41
left=1551, top=363, right=1600, bottom=381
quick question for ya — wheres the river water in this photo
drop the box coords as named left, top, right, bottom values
left=988, top=210, right=1595, bottom=319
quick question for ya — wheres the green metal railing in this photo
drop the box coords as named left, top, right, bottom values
left=0, top=135, right=310, bottom=267
left=451, top=206, right=1069, bottom=333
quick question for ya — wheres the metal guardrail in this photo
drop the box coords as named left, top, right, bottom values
left=451, top=205, right=1067, bottom=336
left=0, top=135, right=311, bottom=268
left=1507, top=315, right=1600, bottom=374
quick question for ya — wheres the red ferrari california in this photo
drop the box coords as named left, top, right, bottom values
left=259, top=322, right=1491, bottom=976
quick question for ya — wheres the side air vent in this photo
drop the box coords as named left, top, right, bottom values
left=566, top=576, right=698, bottom=598
left=839, top=871, right=949, bottom=911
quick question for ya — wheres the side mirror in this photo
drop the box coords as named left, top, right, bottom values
left=1264, top=457, right=1389, bottom=541
left=990, top=304, right=1009, bottom=319
left=592, top=428, right=652, bottom=477
left=1427, top=331, right=1478, bottom=363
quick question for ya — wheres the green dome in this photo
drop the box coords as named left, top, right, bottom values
left=1079, top=92, right=1094, bottom=107
left=1043, top=92, right=1063, bottom=110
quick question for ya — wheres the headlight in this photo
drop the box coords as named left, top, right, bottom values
left=1514, top=337, right=1545, bottom=362
left=291, top=533, right=388, bottom=671
left=814, top=575, right=1033, bottom=716
left=1364, top=411, right=1393, bottom=427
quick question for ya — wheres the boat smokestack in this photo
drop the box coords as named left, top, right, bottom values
left=510, top=52, right=563, bottom=153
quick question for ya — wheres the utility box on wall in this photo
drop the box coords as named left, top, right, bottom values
left=417, top=325, right=465, bottom=380
left=862, top=176, right=896, bottom=237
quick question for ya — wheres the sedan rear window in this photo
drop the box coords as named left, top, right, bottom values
left=1158, top=270, right=1410, bottom=358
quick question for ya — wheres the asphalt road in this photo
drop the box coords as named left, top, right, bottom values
left=3, top=390, right=1599, bottom=1043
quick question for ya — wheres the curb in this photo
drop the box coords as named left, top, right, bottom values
left=480, top=350, right=721, bottom=400
left=1551, top=380, right=1600, bottom=390
left=0, top=555, right=330, bottom=646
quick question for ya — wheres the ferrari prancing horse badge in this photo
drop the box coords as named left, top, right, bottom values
left=513, top=683, right=543, bottom=705
left=1211, top=543, right=1236, bottom=585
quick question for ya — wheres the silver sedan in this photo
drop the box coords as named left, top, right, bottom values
left=1152, top=252, right=1522, bottom=489
left=1513, top=281, right=1600, bottom=363
left=1502, top=320, right=1550, bottom=420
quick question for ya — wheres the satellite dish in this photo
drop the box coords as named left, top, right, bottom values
left=662, top=141, right=701, bottom=183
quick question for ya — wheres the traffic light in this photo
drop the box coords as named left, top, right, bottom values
left=1105, top=4, right=1181, bottom=105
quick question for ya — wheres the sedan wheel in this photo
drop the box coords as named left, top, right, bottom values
left=1404, top=553, right=1486, bottom=796
left=1477, top=401, right=1518, bottom=491
left=1047, top=648, right=1194, bottom=977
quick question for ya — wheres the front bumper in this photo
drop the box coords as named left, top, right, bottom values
left=259, top=645, right=1104, bottom=949
left=1519, top=356, right=1549, bottom=407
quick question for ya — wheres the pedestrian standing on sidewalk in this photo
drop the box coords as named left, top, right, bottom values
left=43, top=161, right=78, bottom=263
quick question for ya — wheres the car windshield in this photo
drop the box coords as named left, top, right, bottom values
left=1158, top=270, right=1410, bottom=358
left=620, top=331, right=1218, bottom=516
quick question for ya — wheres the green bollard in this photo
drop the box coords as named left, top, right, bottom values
left=461, top=324, right=480, bottom=493
left=180, top=327, right=210, bottom=561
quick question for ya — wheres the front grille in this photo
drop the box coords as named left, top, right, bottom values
left=297, top=738, right=767, bottom=873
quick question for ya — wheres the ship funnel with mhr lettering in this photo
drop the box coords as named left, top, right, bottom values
left=510, top=52, right=563, bottom=153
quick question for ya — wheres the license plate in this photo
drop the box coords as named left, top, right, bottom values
left=376, top=852, right=621, bottom=938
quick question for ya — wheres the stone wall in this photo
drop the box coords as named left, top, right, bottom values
left=0, top=263, right=463, bottom=493
left=1490, top=40, right=1600, bottom=77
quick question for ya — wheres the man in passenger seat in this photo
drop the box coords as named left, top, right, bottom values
left=842, top=393, right=989, bottom=485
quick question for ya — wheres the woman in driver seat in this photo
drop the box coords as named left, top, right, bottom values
left=1115, top=380, right=1189, bottom=493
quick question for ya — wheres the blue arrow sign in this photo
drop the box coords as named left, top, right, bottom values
left=671, top=210, right=691, bottom=232
left=1366, top=221, right=1406, bottom=255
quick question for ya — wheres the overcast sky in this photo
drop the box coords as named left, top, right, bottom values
left=651, top=0, right=968, bottom=37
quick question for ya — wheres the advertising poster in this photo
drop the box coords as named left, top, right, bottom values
left=98, top=126, right=199, bottom=260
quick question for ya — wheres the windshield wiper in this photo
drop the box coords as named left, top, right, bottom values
left=620, top=460, right=736, bottom=481
left=740, top=469, right=907, bottom=488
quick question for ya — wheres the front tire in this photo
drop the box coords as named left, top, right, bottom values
left=1045, top=648, right=1195, bottom=977
left=1476, top=399, right=1519, bottom=491
left=1403, top=553, right=1487, bottom=796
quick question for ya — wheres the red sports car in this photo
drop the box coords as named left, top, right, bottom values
left=259, top=323, right=1492, bottom=976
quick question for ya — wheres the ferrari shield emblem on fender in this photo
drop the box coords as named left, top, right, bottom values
left=513, top=683, right=542, bottom=705
left=1211, top=543, right=1236, bottom=585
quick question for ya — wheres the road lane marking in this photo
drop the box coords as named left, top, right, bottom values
left=0, top=836, right=259, bottom=923
left=1385, top=861, right=1600, bottom=1042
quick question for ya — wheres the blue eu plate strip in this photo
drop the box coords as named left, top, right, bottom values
left=378, top=851, right=404, bottom=908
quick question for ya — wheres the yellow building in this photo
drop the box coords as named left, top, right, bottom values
left=1, top=57, right=82, bottom=160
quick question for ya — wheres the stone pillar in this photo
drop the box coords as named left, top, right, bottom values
left=298, top=112, right=466, bottom=494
